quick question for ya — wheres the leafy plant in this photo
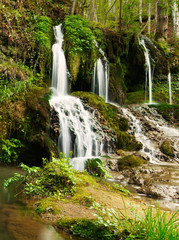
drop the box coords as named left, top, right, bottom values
left=64, top=15, right=96, bottom=56
left=3, top=155, right=78, bottom=197
left=85, top=158, right=110, bottom=178
left=0, top=138, right=24, bottom=164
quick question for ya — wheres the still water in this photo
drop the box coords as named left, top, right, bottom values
left=0, top=166, right=80, bottom=240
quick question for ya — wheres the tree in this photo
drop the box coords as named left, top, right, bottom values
left=155, top=0, right=169, bottom=39
left=172, top=0, right=179, bottom=38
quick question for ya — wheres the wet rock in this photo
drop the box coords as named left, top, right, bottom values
left=106, top=159, right=119, bottom=171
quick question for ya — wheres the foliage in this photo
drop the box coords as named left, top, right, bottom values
left=64, top=15, right=96, bottom=56
left=0, top=138, right=24, bottom=164
left=3, top=155, right=78, bottom=196
left=71, top=219, right=115, bottom=240
left=85, top=158, right=110, bottom=178
left=91, top=201, right=179, bottom=240
left=118, top=155, right=146, bottom=171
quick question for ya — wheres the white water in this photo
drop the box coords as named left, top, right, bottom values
left=168, top=72, right=172, bottom=104
left=122, top=108, right=159, bottom=163
left=139, top=38, right=153, bottom=104
left=92, top=47, right=109, bottom=102
left=52, top=24, right=68, bottom=96
left=50, top=24, right=105, bottom=163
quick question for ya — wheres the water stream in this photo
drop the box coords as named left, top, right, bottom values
left=0, top=166, right=81, bottom=240
left=139, top=38, right=153, bottom=104
left=92, top=47, right=109, bottom=102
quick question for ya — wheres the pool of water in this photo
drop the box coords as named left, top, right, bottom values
left=0, top=166, right=81, bottom=240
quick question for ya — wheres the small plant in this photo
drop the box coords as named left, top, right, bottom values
left=112, top=183, right=130, bottom=196
left=85, top=158, right=110, bottom=178
left=0, top=138, right=24, bottom=164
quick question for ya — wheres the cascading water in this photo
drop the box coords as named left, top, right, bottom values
left=168, top=72, right=172, bottom=104
left=50, top=24, right=105, bottom=164
left=122, top=108, right=160, bottom=164
left=139, top=38, right=153, bottom=104
left=92, top=47, right=109, bottom=102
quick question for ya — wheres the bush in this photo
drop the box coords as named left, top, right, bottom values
left=3, top=155, right=78, bottom=196
left=85, top=158, right=108, bottom=178
left=0, top=138, right=24, bottom=164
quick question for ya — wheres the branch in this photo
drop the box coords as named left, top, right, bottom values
left=105, top=0, right=118, bottom=20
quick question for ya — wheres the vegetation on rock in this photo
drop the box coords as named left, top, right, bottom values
left=118, top=155, right=146, bottom=171
left=160, top=140, right=174, bottom=157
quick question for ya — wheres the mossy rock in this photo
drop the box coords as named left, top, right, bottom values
left=117, top=132, right=142, bottom=151
left=118, top=155, right=146, bottom=170
left=118, top=117, right=129, bottom=131
left=160, top=140, right=174, bottom=157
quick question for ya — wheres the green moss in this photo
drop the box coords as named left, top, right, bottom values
left=57, top=218, right=116, bottom=240
left=125, top=91, right=146, bottom=104
left=160, top=140, right=174, bottom=157
left=36, top=196, right=62, bottom=215
left=118, top=155, right=146, bottom=170
left=117, top=132, right=142, bottom=151
left=118, top=117, right=129, bottom=131
left=72, top=191, right=95, bottom=207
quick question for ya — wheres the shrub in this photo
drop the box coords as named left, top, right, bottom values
left=0, top=138, right=24, bottom=164
left=85, top=158, right=108, bottom=178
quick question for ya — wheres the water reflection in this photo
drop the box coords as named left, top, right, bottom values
left=0, top=166, right=79, bottom=240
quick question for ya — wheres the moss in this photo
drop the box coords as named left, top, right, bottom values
left=71, top=190, right=95, bottom=207
left=125, top=91, right=146, bottom=104
left=118, top=155, right=146, bottom=170
left=117, top=132, right=142, bottom=151
left=160, top=140, right=174, bottom=157
left=57, top=218, right=116, bottom=240
left=118, top=117, right=129, bottom=131
left=36, top=196, right=62, bottom=215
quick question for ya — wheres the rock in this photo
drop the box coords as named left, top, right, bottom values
left=160, top=140, right=174, bottom=157
left=106, top=159, right=119, bottom=171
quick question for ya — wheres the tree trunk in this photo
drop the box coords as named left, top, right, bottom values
left=155, top=0, right=168, bottom=40
left=148, top=2, right=151, bottom=35
left=70, top=0, right=77, bottom=15
left=119, top=0, right=122, bottom=31
left=139, top=0, right=142, bottom=27
left=172, top=0, right=179, bottom=38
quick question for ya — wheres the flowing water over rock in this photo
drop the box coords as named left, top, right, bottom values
left=121, top=105, right=179, bottom=163
left=50, top=24, right=109, bottom=166
left=92, top=46, right=109, bottom=102
left=139, top=38, right=153, bottom=104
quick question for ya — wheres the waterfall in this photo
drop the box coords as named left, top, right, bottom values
left=92, top=48, right=109, bottom=102
left=168, top=72, right=172, bottom=105
left=50, top=24, right=105, bottom=162
left=139, top=38, right=153, bottom=104
left=52, top=24, right=68, bottom=96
